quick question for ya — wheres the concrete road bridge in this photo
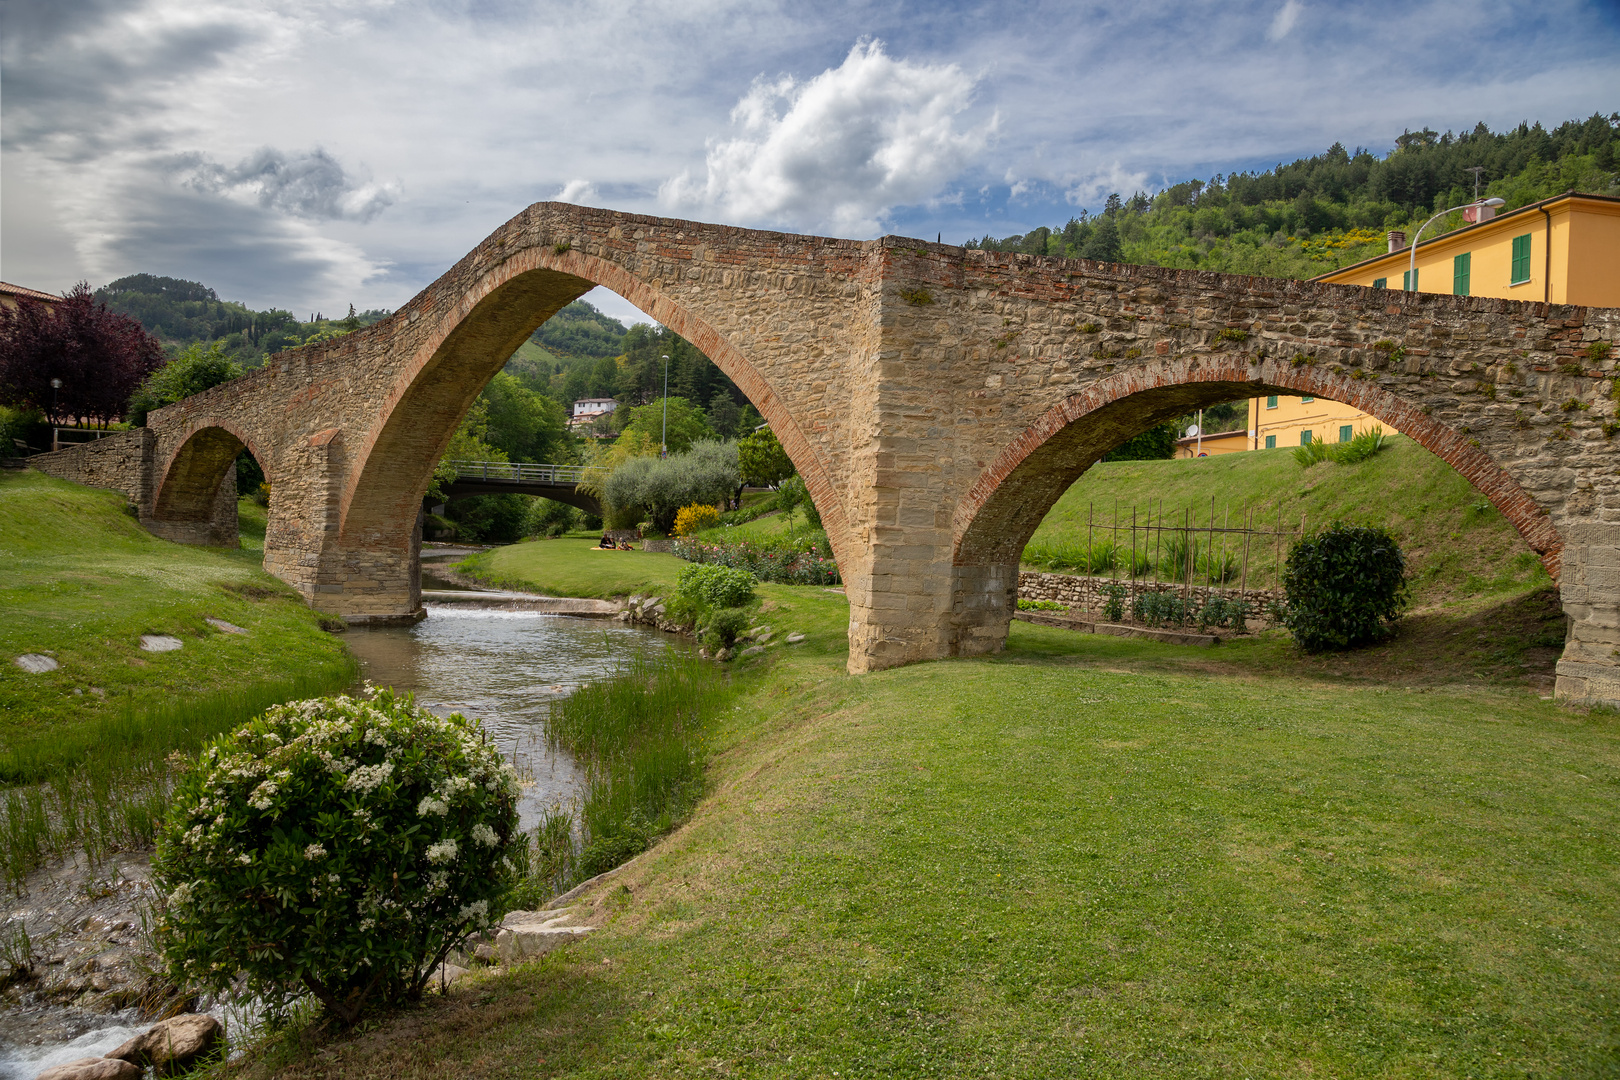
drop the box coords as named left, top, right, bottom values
left=435, top=460, right=604, bottom=516
left=29, top=202, right=1620, bottom=703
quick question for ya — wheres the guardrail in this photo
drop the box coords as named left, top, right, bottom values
left=446, top=460, right=606, bottom=485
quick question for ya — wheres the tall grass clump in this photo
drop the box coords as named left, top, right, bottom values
left=541, top=651, right=731, bottom=883
left=0, top=666, right=356, bottom=890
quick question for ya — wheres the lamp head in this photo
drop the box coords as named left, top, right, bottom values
left=50, top=378, right=62, bottom=389
left=1482, top=197, right=1506, bottom=208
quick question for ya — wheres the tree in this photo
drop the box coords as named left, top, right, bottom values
left=738, top=426, right=794, bottom=487
left=1081, top=216, right=1122, bottom=263
left=706, top=390, right=742, bottom=439
left=480, top=372, right=570, bottom=463
left=0, top=283, right=164, bottom=426
left=1102, top=422, right=1176, bottom=461
left=618, top=396, right=715, bottom=454
left=602, top=440, right=739, bottom=533
left=126, top=341, right=243, bottom=425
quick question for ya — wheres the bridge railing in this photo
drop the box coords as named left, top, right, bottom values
left=447, top=460, right=606, bottom=485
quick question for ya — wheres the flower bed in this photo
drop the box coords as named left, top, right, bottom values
left=672, top=532, right=840, bottom=586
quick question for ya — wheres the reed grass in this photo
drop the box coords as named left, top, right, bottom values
left=0, top=666, right=356, bottom=890
left=536, top=650, right=731, bottom=888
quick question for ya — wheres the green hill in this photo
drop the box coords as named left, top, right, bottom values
left=1025, top=437, right=1550, bottom=609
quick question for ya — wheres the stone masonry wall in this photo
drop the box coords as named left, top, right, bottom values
left=1018, top=571, right=1284, bottom=626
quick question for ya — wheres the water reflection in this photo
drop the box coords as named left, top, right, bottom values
left=343, top=606, right=674, bottom=830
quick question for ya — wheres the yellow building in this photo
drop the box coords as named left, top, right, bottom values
left=1314, top=192, right=1620, bottom=306
left=1173, top=395, right=1399, bottom=458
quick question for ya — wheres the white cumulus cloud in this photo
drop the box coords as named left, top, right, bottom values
left=182, top=147, right=398, bottom=222
left=660, top=40, right=993, bottom=236
left=1267, top=0, right=1304, bottom=41
left=555, top=179, right=599, bottom=204
left=1064, top=162, right=1151, bottom=209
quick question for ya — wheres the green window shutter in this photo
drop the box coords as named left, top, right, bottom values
left=1300, top=396, right=1314, bottom=403
left=1340, top=424, right=1353, bottom=443
left=1511, top=234, right=1531, bottom=284
left=1265, top=435, right=1276, bottom=449
left=1300, top=430, right=1313, bottom=446
left=1266, top=395, right=1278, bottom=409
left=1453, top=252, right=1471, bottom=296
left=1403, top=268, right=1418, bottom=290
left=1373, top=277, right=1387, bottom=289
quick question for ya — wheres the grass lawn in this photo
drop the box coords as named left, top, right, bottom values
left=236, top=567, right=1620, bottom=1077
left=460, top=537, right=690, bottom=599
left=1036, top=438, right=1551, bottom=607
left=0, top=469, right=353, bottom=762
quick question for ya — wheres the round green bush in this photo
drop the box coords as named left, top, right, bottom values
left=677, top=562, right=756, bottom=610
left=1281, top=522, right=1410, bottom=652
left=152, top=688, right=522, bottom=1024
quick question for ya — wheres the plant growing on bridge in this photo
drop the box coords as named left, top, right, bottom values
left=1281, top=522, right=1409, bottom=652
left=151, top=687, right=521, bottom=1026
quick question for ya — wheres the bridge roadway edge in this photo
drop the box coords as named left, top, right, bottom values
left=25, top=203, right=1620, bottom=706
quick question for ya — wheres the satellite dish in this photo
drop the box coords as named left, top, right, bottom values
left=1186, top=424, right=1200, bottom=438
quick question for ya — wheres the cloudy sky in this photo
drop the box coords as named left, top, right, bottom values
left=4, top=0, right=1615, bottom=326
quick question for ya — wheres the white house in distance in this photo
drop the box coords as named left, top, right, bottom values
left=569, top=398, right=617, bottom=432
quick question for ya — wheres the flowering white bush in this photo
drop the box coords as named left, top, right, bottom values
left=152, top=687, right=521, bottom=1024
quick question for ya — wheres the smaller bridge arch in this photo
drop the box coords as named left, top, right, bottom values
left=148, top=420, right=266, bottom=548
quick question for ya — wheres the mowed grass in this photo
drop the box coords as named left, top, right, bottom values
left=461, top=537, right=689, bottom=598
left=235, top=583, right=1620, bottom=1079
left=0, top=469, right=354, bottom=754
left=1034, top=437, right=1551, bottom=607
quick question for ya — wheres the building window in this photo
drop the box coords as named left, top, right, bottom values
left=1373, top=277, right=1387, bottom=289
left=1265, top=435, right=1276, bottom=449
left=1511, top=234, right=1532, bottom=284
left=1266, top=395, right=1278, bottom=409
left=1340, top=424, right=1354, bottom=443
left=1403, top=268, right=1418, bottom=291
left=1300, top=430, right=1313, bottom=446
left=1453, top=252, right=1471, bottom=296
left=1300, top=396, right=1314, bottom=403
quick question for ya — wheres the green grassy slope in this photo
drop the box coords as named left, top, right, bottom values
left=0, top=469, right=353, bottom=748
left=462, top=537, right=689, bottom=598
left=1030, top=437, right=1549, bottom=608
left=240, top=583, right=1620, bottom=1079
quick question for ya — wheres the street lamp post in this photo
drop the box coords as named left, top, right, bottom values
left=660, top=354, right=670, bottom=457
left=1406, top=198, right=1505, bottom=291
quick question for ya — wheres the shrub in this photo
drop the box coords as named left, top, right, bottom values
left=738, top=427, right=795, bottom=488
left=603, top=440, right=738, bottom=534
left=1281, top=522, right=1409, bottom=652
left=698, top=607, right=752, bottom=651
left=152, top=688, right=521, bottom=1025
left=1293, top=437, right=1332, bottom=467
left=671, top=531, right=841, bottom=586
left=677, top=563, right=757, bottom=609
left=673, top=503, right=721, bottom=537
left=1101, top=582, right=1126, bottom=622
left=1016, top=598, right=1066, bottom=611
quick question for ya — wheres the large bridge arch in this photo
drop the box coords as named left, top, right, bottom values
left=952, top=355, right=1564, bottom=574
left=337, top=240, right=852, bottom=570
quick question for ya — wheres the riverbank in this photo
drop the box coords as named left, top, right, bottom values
left=217, top=536, right=1618, bottom=1078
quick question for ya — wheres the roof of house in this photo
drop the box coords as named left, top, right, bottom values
left=0, top=281, right=61, bottom=303
left=1308, top=191, right=1620, bottom=282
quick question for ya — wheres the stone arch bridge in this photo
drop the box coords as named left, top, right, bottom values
left=32, top=203, right=1620, bottom=703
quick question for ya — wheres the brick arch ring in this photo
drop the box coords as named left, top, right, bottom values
left=153, top=418, right=271, bottom=525
left=952, top=354, right=1564, bottom=575
left=335, top=238, right=853, bottom=570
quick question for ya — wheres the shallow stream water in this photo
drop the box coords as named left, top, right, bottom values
left=0, top=554, right=666, bottom=1076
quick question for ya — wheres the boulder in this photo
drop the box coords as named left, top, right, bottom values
left=786, top=632, right=805, bottom=643
left=107, top=1013, right=222, bottom=1076
left=138, top=635, right=183, bottom=653
left=34, top=1059, right=141, bottom=1080
left=14, top=654, right=58, bottom=673
left=494, top=909, right=594, bottom=963
left=739, top=645, right=765, bottom=658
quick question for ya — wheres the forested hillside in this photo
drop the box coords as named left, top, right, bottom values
left=971, top=112, right=1619, bottom=279
left=94, top=274, right=390, bottom=367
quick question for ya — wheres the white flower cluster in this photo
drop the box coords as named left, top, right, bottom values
left=426, top=839, right=458, bottom=864
left=417, top=796, right=449, bottom=817
left=345, top=761, right=394, bottom=793
left=304, top=843, right=327, bottom=860
left=470, top=823, right=499, bottom=848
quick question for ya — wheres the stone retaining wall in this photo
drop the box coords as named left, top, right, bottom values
left=1018, top=570, right=1284, bottom=625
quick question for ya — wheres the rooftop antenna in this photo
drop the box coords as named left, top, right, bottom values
left=1464, top=166, right=1485, bottom=201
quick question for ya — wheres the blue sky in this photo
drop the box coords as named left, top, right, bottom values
left=3, top=0, right=1614, bottom=326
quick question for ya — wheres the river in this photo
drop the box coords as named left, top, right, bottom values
left=0, top=552, right=665, bottom=1078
